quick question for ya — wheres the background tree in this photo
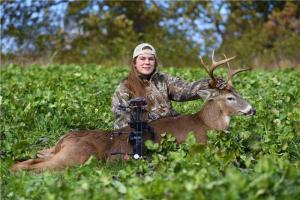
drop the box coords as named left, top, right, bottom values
left=1, top=0, right=299, bottom=68
left=218, top=1, right=300, bottom=68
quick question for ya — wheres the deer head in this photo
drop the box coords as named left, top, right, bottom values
left=199, top=51, right=256, bottom=131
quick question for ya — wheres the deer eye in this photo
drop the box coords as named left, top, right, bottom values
left=227, top=97, right=235, bottom=101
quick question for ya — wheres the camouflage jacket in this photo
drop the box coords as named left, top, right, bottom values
left=111, top=71, right=211, bottom=130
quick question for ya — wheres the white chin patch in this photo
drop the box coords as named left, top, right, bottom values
left=241, top=105, right=252, bottom=114
left=224, top=116, right=230, bottom=125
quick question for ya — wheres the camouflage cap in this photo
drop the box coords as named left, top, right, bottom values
left=133, top=43, right=156, bottom=58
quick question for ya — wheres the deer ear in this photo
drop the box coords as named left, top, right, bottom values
left=197, top=89, right=219, bottom=101
left=197, top=90, right=212, bottom=100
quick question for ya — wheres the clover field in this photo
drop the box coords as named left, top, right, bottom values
left=1, top=64, right=300, bottom=200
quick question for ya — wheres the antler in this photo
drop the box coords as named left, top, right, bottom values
left=223, top=54, right=251, bottom=88
left=200, top=50, right=235, bottom=88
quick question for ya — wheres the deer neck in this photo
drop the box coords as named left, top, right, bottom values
left=197, top=100, right=230, bottom=131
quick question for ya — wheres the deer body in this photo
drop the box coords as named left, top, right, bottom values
left=10, top=115, right=207, bottom=172
left=11, top=52, right=256, bottom=172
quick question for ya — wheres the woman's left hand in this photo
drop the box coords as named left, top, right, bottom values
left=215, top=78, right=227, bottom=89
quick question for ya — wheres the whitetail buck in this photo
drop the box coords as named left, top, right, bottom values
left=11, top=52, right=256, bottom=172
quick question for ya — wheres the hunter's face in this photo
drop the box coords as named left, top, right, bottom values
left=134, top=54, right=156, bottom=75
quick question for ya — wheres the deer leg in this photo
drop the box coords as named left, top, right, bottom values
left=37, top=147, right=56, bottom=159
left=11, top=151, right=76, bottom=172
left=17, top=142, right=99, bottom=172
left=11, top=158, right=46, bottom=172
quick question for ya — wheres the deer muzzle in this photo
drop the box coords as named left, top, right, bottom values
left=247, top=108, right=256, bottom=115
left=242, top=107, right=256, bottom=116
left=239, top=105, right=256, bottom=116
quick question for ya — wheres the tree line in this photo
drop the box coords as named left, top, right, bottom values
left=1, top=0, right=299, bottom=68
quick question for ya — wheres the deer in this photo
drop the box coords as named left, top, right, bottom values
left=11, top=51, right=256, bottom=172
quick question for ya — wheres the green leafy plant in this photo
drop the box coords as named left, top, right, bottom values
left=1, top=65, right=299, bottom=199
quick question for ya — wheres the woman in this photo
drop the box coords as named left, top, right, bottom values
left=112, top=43, right=225, bottom=130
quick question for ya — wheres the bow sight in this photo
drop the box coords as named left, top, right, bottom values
left=118, top=97, right=155, bottom=159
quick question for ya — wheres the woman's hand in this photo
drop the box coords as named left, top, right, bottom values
left=216, top=78, right=227, bottom=89
left=209, top=78, right=227, bottom=89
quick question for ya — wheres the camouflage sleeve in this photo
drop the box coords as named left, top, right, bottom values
left=164, top=73, right=211, bottom=101
left=111, top=82, right=131, bottom=130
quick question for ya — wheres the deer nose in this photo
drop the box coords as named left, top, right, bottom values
left=248, top=108, right=256, bottom=115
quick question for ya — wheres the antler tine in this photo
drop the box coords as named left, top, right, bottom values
left=212, top=50, right=235, bottom=68
left=200, top=56, right=210, bottom=76
left=200, top=50, right=236, bottom=83
left=223, top=54, right=232, bottom=85
left=223, top=54, right=251, bottom=87
left=211, top=50, right=235, bottom=80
